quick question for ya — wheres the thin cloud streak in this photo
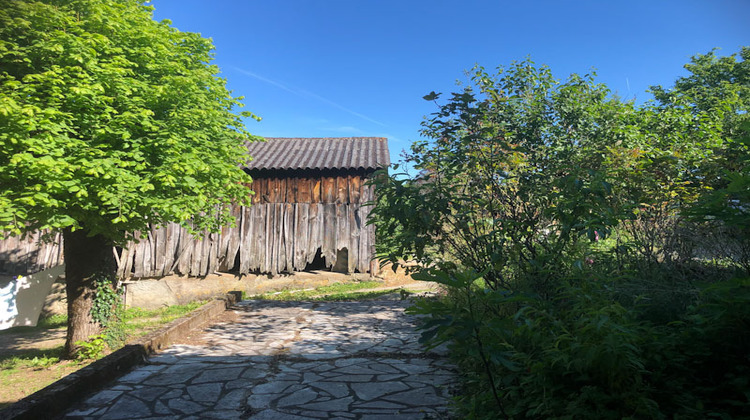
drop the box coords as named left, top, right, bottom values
left=232, top=67, right=386, bottom=127
left=323, top=125, right=365, bottom=134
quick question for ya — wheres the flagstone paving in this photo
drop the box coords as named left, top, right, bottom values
left=64, top=298, right=456, bottom=419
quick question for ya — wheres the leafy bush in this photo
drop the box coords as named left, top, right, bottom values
left=74, top=335, right=107, bottom=361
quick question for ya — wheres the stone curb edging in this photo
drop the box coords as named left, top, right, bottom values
left=0, top=291, right=241, bottom=420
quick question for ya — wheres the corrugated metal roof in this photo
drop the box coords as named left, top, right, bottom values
left=244, top=137, right=390, bottom=171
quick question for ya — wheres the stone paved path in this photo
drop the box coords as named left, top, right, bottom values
left=64, top=298, right=456, bottom=419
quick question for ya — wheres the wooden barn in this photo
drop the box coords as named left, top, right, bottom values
left=239, top=137, right=390, bottom=275
left=0, top=137, right=390, bottom=279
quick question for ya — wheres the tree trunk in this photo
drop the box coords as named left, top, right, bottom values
left=63, top=228, right=117, bottom=358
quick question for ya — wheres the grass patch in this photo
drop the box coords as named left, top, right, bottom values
left=247, top=280, right=383, bottom=301
left=313, top=289, right=404, bottom=301
left=119, top=300, right=208, bottom=339
left=0, top=347, right=64, bottom=371
left=246, top=280, right=421, bottom=301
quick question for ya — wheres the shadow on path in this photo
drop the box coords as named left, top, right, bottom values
left=64, top=298, right=456, bottom=419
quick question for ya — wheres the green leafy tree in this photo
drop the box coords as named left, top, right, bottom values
left=651, top=47, right=750, bottom=273
left=373, top=61, right=626, bottom=294
left=0, top=0, right=258, bottom=357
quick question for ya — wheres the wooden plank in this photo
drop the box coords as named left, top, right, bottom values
left=349, top=203, right=361, bottom=273
left=267, top=203, right=277, bottom=275
left=145, top=228, right=155, bottom=276
left=250, top=177, right=264, bottom=204
left=208, top=232, right=219, bottom=275
left=279, top=178, right=288, bottom=203
left=217, top=222, right=231, bottom=271
left=162, top=224, right=177, bottom=276
left=190, top=233, right=203, bottom=276
left=205, top=232, right=213, bottom=275
left=200, top=234, right=211, bottom=276
left=256, top=206, right=266, bottom=273
left=244, top=205, right=255, bottom=272
left=253, top=205, right=266, bottom=273
left=297, top=177, right=312, bottom=203
left=176, top=228, right=192, bottom=276
left=133, top=232, right=145, bottom=278
left=321, top=176, right=336, bottom=203
left=53, top=232, right=64, bottom=267
left=286, top=177, right=297, bottom=203
left=336, top=175, right=348, bottom=204
left=283, top=203, right=294, bottom=273
left=348, top=176, right=362, bottom=204
left=225, top=206, right=242, bottom=272
left=53, top=232, right=64, bottom=266
left=275, top=203, right=286, bottom=274
left=124, top=241, right=136, bottom=278
left=117, top=246, right=131, bottom=278
left=199, top=231, right=211, bottom=276
left=322, top=203, right=337, bottom=266
left=36, top=233, right=48, bottom=272
left=336, top=205, right=349, bottom=257
left=154, top=226, right=167, bottom=276
left=294, top=204, right=309, bottom=270
left=311, top=177, right=321, bottom=203
left=358, top=205, right=370, bottom=273
left=33, top=235, right=42, bottom=272
left=267, top=177, right=278, bottom=203
left=239, top=206, right=252, bottom=274
left=133, top=243, right=146, bottom=278
left=307, top=203, right=322, bottom=264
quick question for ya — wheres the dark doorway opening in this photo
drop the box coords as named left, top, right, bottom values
left=304, top=248, right=328, bottom=271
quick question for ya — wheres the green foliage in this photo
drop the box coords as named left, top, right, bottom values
left=38, top=314, right=68, bottom=330
left=91, top=275, right=120, bottom=328
left=373, top=60, right=638, bottom=297
left=0, top=347, right=64, bottom=371
left=74, top=334, right=106, bottom=361
left=0, top=0, right=259, bottom=242
left=0, top=0, right=259, bottom=356
left=375, top=49, right=750, bottom=418
left=248, top=280, right=386, bottom=301
left=90, top=274, right=125, bottom=347
left=119, top=299, right=207, bottom=337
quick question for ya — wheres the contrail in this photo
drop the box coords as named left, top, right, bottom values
left=232, top=67, right=386, bottom=127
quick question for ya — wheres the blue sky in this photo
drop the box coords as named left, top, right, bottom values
left=151, top=1, right=749, bottom=169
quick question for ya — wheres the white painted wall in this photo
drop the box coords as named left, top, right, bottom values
left=0, top=265, right=64, bottom=330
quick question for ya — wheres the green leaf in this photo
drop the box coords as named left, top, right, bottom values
left=422, top=91, right=441, bottom=101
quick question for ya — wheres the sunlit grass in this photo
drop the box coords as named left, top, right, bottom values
left=119, top=300, right=209, bottom=338
left=0, top=347, right=64, bottom=371
left=246, top=280, right=421, bottom=301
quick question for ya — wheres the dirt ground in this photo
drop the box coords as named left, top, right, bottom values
left=0, top=360, right=82, bottom=409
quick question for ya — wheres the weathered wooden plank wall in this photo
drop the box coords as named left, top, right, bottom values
left=0, top=231, right=64, bottom=275
left=1, top=174, right=378, bottom=278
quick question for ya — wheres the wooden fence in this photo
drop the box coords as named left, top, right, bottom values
left=0, top=231, right=64, bottom=276
left=1, top=203, right=376, bottom=278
